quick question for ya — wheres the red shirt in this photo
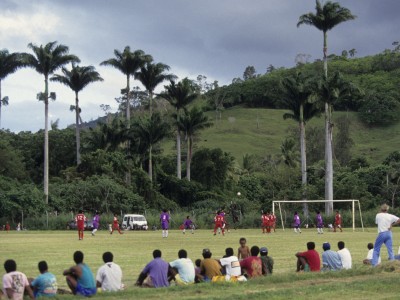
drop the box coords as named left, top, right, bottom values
left=215, top=215, right=224, bottom=224
left=240, top=256, right=262, bottom=278
left=298, top=249, right=320, bottom=272
left=335, top=214, right=342, bottom=225
left=113, top=216, right=119, bottom=226
left=261, top=215, right=269, bottom=225
left=75, top=213, right=86, bottom=229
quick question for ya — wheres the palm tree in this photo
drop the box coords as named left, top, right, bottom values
left=70, top=105, right=83, bottom=125
left=281, top=72, right=320, bottom=216
left=23, top=41, right=80, bottom=204
left=100, top=46, right=152, bottom=125
left=298, top=0, right=356, bottom=215
left=51, top=64, right=103, bottom=165
left=177, top=106, right=212, bottom=181
left=130, top=113, right=171, bottom=181
left=160, top=78, right=197, bottom=179
left=135, top=61, right=177, bottom=115
left=0, top=49, right=26, bottom=128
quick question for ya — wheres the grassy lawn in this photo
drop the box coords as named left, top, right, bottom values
left=2, top=228, right=400, bottom=299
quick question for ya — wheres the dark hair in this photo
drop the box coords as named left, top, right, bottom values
left=225, top=247, right=234, bottom=257
left=4, top=259, right=17, bottom=273
left=163, top=209, right=167, bottom=213
left=294, top=211, right=298, bottom=215
left=78, top=210, right=83, bottom=214
left=316, top=211, right=320, bottom=214
left=195, top=259, right=201, bottom=267
left=38, top=261, right=48, bottom=273
left=239, top=237, right=246, bottom=243
left=178, top=249, right=187, bottom=259
left=250, top=246, right=260, bottom=256
left=338, top=241, right=345, bottom=250
left=186, top=216, right=190, bottom=219
left=367, top=243, right=374, bottom=250
left=153, top=249, right=162, bottom=258
left=103, top=252, right=113, bottom=263
left=203, top=252, right=212, bottom=259
left=73, top=251, right=84, bottom=264
left=307, top=242, right=315, bottom=250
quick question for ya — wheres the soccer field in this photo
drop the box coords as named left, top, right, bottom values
left=1, top=228, right=400, bottom=299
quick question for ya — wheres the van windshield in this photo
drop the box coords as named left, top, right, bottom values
left=133, top=216, right=146, bottom=221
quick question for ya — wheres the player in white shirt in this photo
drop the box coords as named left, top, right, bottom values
left=96, top=252, right=123, bottom=292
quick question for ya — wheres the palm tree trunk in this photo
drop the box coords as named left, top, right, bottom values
left=149, top=91, right=153, bottom=116
left=0, top=80, right=2, bottom=129
left=299, top=105, right=308, bottom=217
left=177, top=128, right=182, bottom=179
left=44, top=76, right=49, bottom=205
left=323, top=30, right=333, bottom=215
left=148, top=144, right=153, bottom=181
left=125, top=75, right=131, bottom=185
left=186, top=136, right=192, bottom=181
left=75, top=92, right=81, bottom=165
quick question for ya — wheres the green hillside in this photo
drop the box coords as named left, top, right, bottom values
left=165, top=107, right=400, bottom=166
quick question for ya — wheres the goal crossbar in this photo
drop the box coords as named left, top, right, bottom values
left=272, top=199, right=364, bottom=232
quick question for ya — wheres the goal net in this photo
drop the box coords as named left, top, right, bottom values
left=272, top=199, right=364, bottom=232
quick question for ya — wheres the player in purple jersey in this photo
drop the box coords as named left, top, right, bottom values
left=293, top=211, right=301, bottom=233
left=160, top=209, right=170, bottom=238
left=91, top=211, right=100, bottom=236
left=182, top=216, right=194, bottom=234
left=316, top=211, right=324, bottom=234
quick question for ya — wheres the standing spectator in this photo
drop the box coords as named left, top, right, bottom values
left=237, top=238, right=250, bottom=260
left=295, top=242, right=320, bottom=272
left=240, top=246, right=263, bottom=278
left=219, top=248, right=245, bottom=282
left=321, top=242, right=342, bottom=271
left=316, top=211, right=324, bottom=234
left=96, top=252, right=123, bottom=292
left=2, top=259, right=34, bottom=299
left=169, top=249, right=195, bottom=285
left=363, top=243, right=381, bottom=265
left=293, top=212, right=301, bottom=234
left=136, top=250, right=169, bottom=288
left=160, top=209, right=170, bottom=238
left=31, top=261, right=58, bottom=298
left=337, top=241, right=352, bottom=269
left=75, top=210, right=86, bottom=241
left=91, top=211, right=100, bottom=236
left=63, top=251, right=96, bottom=297
left=111, top=214, right=123, bottom=235
left=334, top=210, right=343, bottom=232
left=372, top=204, right=400, bottom=266
left=260, top=247, right=274, bottom=275
left=200, top=249, right=222, bottom=281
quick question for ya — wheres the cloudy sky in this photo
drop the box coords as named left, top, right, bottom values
left=1, top=0, right=399, bottom=132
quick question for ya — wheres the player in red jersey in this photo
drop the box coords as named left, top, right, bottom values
left=75, top=210, right=86, bottom=240
left=111, top=213, right=123, bottom=235
left=334, top=210, right=343, bottom=232
left=270, top=212, right=277, bottom=232
left=261, top=211, right=269, bottom=234
left=213, top=211, right=225, bottom=236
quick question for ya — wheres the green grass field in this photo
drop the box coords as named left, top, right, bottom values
left=2, top=228, right=400, bottom=299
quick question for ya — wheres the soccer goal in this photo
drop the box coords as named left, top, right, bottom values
left=272, top=199, right=364, bottom=232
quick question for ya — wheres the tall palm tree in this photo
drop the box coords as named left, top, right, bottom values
left=23, top=41, right=80, bottom=204
left=177, top=106, right=212, bottom=181
left=130, top=113, right=171, bottom=181
left=51, top=64, right=103, bottom=165
left=298, top=0, right=356, bottom=215
left=160, top=78, right=197, bottom=179
left=0, top=49, right=26, bottom=128
left=100, top=46, right=152, bottom=125
left=135, top=61, right=177, bottom=115
left=281, top=72, right=320, bottom=216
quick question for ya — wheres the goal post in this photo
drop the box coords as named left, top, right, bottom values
left=272, top=199, right=364, bottom=232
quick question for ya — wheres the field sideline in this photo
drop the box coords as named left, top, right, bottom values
left=2, top=228, right=400, bottom=299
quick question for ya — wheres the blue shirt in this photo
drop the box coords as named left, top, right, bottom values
left=322, top=250, right=342, bottom=271
left=78, top=264, right=96, bottom=289
left=31, top=272, right=58, bottom=298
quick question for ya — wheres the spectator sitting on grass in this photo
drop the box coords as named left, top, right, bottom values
left=2, top=259, right=34, bottom=299
left=31, top=261, right=58, bottom=298
left=169, top=249, right=195, bottom=285
left=295, top=241, right=320, bottom=272
left=321, top=242, right=342, bottom=271
left=260, top=247, right=274, bottom=275
left=96, top=252, right=124, bottom=292
left=240, top=246, right=262, bottom=278
left=200, top=249, right=222, bottom=281
left=363, top=243, right=381, bottom=265
left=136, top=250, right=170, bottom=288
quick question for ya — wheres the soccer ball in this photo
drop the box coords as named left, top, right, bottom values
left=237, top=192, right=241, bottom=196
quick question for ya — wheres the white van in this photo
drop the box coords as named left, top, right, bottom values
left=122, top=214, right=148, bottom=230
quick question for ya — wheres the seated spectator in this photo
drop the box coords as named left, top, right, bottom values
left=63, top=251, right=97, bottom=297
left=295, top=241, right=321, bottom=272
left=337, top=241, right=352, bottom=269
left=240, top=246, right=262, bottom=278
left=321, top=242, right=342, bottom=271
left=363, top=243, right=381, bottom=265
left=136, top=249, right=169, bottom=288
left=200, top=249, right=222, bottom=281
left=96, top=252, right=124, bottom=292
left=2, top=259, right=34, bottom=299
left=194, top=259, right=203, bottom=283
left=260, top=247, right=274, bottom=275
left=219, top=247, right=246, bottom=282
left=169, top=249, right=195, bottom=285
left=31, top=261, right=58, bottom=298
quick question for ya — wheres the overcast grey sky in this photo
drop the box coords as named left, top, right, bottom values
left=1, top=0, right=399, bottom=132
